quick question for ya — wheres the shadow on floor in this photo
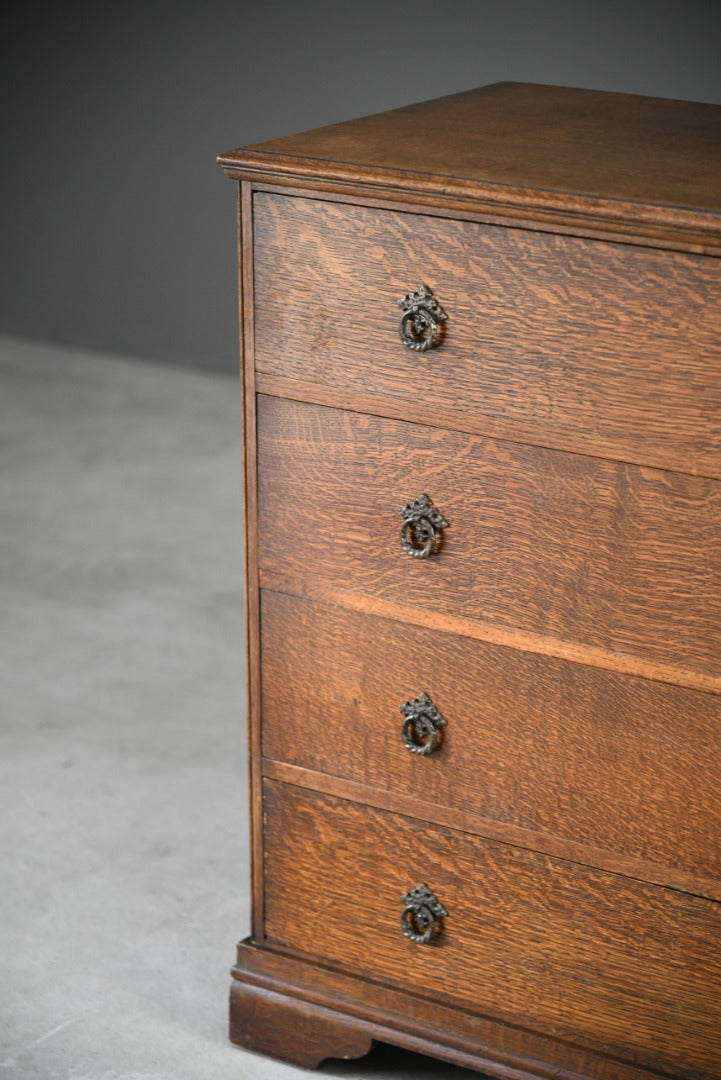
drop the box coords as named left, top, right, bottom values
left=323, top=1040, right=485, bottom=1077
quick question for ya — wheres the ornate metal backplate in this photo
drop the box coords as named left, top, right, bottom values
left=400, top=493, right=449, bottom=559
left=398, top=285, right=447, bottom=352
left=400, top=883, right=448, bottom=944
left=399, top=691, right=447, bottom=756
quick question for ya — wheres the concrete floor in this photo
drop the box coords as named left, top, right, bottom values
left=0, top=337, right=477, bottom=1079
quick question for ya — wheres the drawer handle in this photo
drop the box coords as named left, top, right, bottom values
left=398, top=285, right=447, bottom=352
left=400, top=884, right=448, bottom=944
left=400, top=494, right=448, bottom=559
left=399, top=692, right=447, bottom=756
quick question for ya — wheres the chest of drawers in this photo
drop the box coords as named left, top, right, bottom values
left=218, top=83, right=721, bottom=1079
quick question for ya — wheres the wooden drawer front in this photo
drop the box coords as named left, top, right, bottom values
left=263, top=780, right=721, bottom=1076
left=261, top=591, right=721, bottom=891
left=257, top=395, right=721, bottom=682
left=253, top=193, right=721, bottom=477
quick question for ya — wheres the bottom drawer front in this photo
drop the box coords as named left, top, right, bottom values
left=263, top=780, right=721, bottom=1077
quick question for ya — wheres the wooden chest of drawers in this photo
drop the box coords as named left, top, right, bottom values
left=218, top=83, right=721, bottom=1079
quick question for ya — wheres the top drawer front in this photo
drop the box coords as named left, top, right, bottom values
left=253, top=193, right=721, bottom=477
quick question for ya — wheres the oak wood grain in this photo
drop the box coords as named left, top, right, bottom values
left=248, top=181, right=721, bottom=257
left=256, top=396, right=721, bottom=683
left=260, top=591, right=721, bottom=892
left=263, top=758, right=721, bottom=905
left=263, top=779, right=721, bottom=1078
left=253, top=193, right=721, bottom=479
left=259, top=566, right=721, bottom=695
left=255, top=369, right=721, bottom=481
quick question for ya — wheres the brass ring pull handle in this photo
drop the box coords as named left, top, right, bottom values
left=400, top=884, right=448, bottom=944
left=399, top=692, right=447, bottom=756
left=398, top=285, right=447, bottom=352
left=400, top=494, right=448, bottom=559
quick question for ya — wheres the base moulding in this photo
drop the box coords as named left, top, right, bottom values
left=230, top=939, right=669, bottom=1080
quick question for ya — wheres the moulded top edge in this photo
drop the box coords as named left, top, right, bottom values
left=217, top=83, right=721, bottom=238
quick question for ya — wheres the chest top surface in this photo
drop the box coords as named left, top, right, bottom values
left=219, top=82, right=721, bottom=245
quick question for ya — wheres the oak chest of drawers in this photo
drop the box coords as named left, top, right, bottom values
left=218, top=83, right=721, bottom=1079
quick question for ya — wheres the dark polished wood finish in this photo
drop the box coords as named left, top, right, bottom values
left=219, top=84, right=721, bottom=1078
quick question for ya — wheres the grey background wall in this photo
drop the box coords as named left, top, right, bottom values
left=2, top=0, right=721, bottom=374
